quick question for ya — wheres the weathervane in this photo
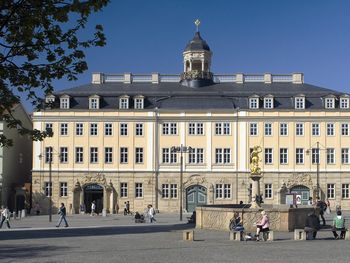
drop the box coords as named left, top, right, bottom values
left=194, top=19, right=201, bottom=32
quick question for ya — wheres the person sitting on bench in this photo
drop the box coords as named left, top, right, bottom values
left=332, top=210, right=346, bottom=239
left=255, top=210, right=270, bottom=241
left=134, top=212, right=144, bottom=223
left=304, top=210, right=320, bottom=240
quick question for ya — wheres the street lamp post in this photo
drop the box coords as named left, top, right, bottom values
left=48, top=147, right=52, bottom=222
left=307, top=141, right=321, bottom=198
left=171, top=144, right=193, bottom=221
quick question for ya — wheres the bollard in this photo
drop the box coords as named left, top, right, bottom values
left=345, top=230, right=350, bottom=241
left=102, top=208, right=107, bottom=217
left=294, top=229, right=306, bottom=241
left=183, top=230, right=194, bottom=241
left=229, top=231, right=241, bottom=241
left=21, top=209, right=26, bottom=218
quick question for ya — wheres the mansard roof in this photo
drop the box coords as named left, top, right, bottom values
left=52, top=77, right=348, bottom=110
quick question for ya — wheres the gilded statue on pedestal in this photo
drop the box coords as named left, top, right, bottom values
left=250, top=146, right=262, bottom=175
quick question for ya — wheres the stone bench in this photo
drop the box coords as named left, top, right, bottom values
left=294, top=228, right=350, bottom=240
left=183, top=230, right=194, bottom=241
left=229, top=230, right=274, bottom=241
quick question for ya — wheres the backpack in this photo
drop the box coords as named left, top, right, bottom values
left=152, top=209, right=156, bottom=215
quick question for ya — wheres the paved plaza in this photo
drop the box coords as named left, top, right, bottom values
left=1, top=211, right=350, bottom=263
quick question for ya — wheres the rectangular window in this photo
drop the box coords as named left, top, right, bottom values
left=215, top=148, right=231, bottom=164
left=45, top=147, right=53, bottom=163
left=60, top=123, right=68, bottom=136
left=295, top=123, right=304, bottom=136
left=135, top=183, right=143, bottom=198
left=249, top=123, right=258, bottom=136
left=188, top=148, right=204, bottom=164
left=295, top=97, right=305, bottom=109
left=341, top=148, right=349, bottom=164
left=264, top=98, right=273, bottom=109
left=104, top=147, right=113, bottom=163
left=264, top=148, right=273, bottom=164
left=120, top=183, right=128, bottom=198
left=45, top=182, right=52, bottom=197
left=75, top=147, right=83, bottom=163
left=312, top=123, right=320, bottom=136
left=215, top=184, right=223, bottom=199
left=296, top=148, right=304, bottom=164
left=162, top=122, right=177, bottom=135
left=120, top=147, right=128, bottom=163
left=280, top=148, right=288, bottom=164
left=60, top=182, right=68, bottom=197
left=342, top=184, right=349, bottom=199
left=312, top=148, right=320, bottom=164
left=120, top=123, right=128, bottom=136
left=135, top=123, right=144, bottom=136
left=134, top=98, right=144, bottom=109
left=215, top=122, right=230, bottom=135
left=162, top=148, right=177, bottom=163
left=280, top=123, right=288, bottom=136
left=340, top=98, right=349, bottom=109
left=76, top=123, right=83, bottom=136
left=223, top=148, right=231, bottom=163
left=60, top=147, right=68, bottom=163
left=162, top=184, right=169, bottom=198
left=327, top=148, right=335, bottom=164
left=327, top=184, right=335, bottom=199
left=264, top=123, right=272, bottom=136
left=327, top=123, right=335, bottom=136
left=325, top=98, right=335, bottom=109
left=90, top=98, right=99, bottom=109
left=60, top=98, right=69, bottom=109
left=265, top=184, right=272, bottom=199
left=119, top=98, right=129, bottom=109
left=104, top=123, right=113, bottom=136
left=170, top=184, right=178, bottom=198
left=224, top=184, right=231, bottom=199
left=90, top=123, right=98, bottom=136
left=249, top=98, right=259, bottom=109
left=188, top=122, right=204, bottom=135
left=135, top=147, right=144, bottom=164
left=45, top=123, right=53, bottom=134
left=90, top=147, right=98, bottom=163
left=341, top=123, right=349, bottom=136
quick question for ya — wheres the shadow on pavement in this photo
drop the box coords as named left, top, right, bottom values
left=0, top=223, right=193, bottom=241
left=0, top=244, right=69, bottom=261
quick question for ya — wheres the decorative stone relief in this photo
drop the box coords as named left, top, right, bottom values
left=72, top=180, right=81, bottom=192
left=184, top=174, right=207, bottom=187
left=82, top=173, right=107, bottom=187
left=286, top=173, right=314, bottom=189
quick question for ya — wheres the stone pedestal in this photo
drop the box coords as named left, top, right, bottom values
left=250, top=174, right=262, bottom=208
left=102, top=208, right=107, bottom=217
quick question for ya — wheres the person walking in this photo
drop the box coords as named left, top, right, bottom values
left=0, top=206, right=11, bottom=229
left=56, top=203, right=68, bottom=227
left=148, top=204, right=156, bottom=223
left=91, top=201, right=96, bottom=216
left=332, top=210, right=346, bottom=239
left=316, top=197, right=326, bottom=226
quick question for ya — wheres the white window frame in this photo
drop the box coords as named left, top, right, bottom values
left=90, top=123, right=98, bottom=136
left=104, top=123, right=113, bottom=136
left=60, top=182, right=68, bottom=197
left=327, top=184, right=335, bottom=199
left=312, top=123, right=320, bottom=136
left=135, top=123, right=144, bottom=136
left=104, top=147, right=113, bottom=163
left=60, top=97, right=70, bottom=109
left=295, top=123, right=304, bottom=136
left=188, top=148, right=204, bottom=164
left=341, top=123, right=349, bottom=136
left=120, top=123, right=128, bottom=136
left=135, top=183, right=143, bottom=198
left=120, top=147, right=128, bottom=164
left=325, top=98, right=335, bottom=109
left=189, top=122, right=204, bottom=135
left=280, top=148, right=288, bottom=164
left=264, top=97, right=274, bottom=109
left=170, top=184, right=178, bottom=198
left=295, top=97, right=305, bottom=109
left=119, top=97, right=129, bottom=109
left=45, top=182, right=52, bottom=197
left=162, top=148, right=177, bottom=164
left=327, top=148, right=335, bottom=164
left=120, top=183, right=128, bottom=198
left=60, top=147, right=68, bottom=163
left=280, top=123, right=288, bottom=136
left=90, top=147, right=98, bottom=163
left=135, top=147, right=144, bottom=164
left=249, top=97, right=259, bottom=109
left=134, top=97, right=144, bottom=109
left=340, top=98, right=349, bottom=109
left=75, top=123, right=83, bottom=136
left=296, top=148, right=304, bottom=164
left=264, top=123, right=272, bottom=136
left=342, top=184, right=349, bottom=199
left=75, top=147, right=83, bottom=163
left=265, top=184, right=273, bottom=199
left=327, top=123, right=335, bottom=136
left=89, top=97, right=99, bottom=109
left=249, top=123, right=258, bottom=136
left=264, top=148, right=273, bottom=164
left=162, top=122, right=177, bottom=135
left=162, top=184, right=170, bottom=198
left=60, top=123, right=68, bottom=136
left=341, top=148, right=349, bottom=164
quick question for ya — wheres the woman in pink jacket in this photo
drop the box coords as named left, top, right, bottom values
left=256, top=210, right=270, bottom=241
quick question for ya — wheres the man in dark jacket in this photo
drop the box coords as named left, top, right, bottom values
left=304, top=210, right=320, bottom=240
left=316, top=197, right=326, bottom=226
left=56, top=203, right=69, bottom=228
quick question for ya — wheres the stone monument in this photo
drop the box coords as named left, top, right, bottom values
left=250, top=146, right=263, bottom=208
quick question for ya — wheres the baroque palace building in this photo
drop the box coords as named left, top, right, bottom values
left=32, top=27, right=350, bottom=215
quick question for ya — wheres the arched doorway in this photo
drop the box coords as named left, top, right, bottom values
left=290, top=185, right=310, bottom=205
left=186, top=185, right=207, bottom=212
left=84, top=184, right=103, bottom=214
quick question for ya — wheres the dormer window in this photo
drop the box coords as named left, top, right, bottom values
left=45, top=95, right=55, bottom=104
left=264, top=97, right=274, bottom=109
left=325, top=97, right=335, bottom=109
left=295, top=96, right=305, bottom=109
left=134, top=97, right=144, bottom=109
left=89, top=95, right=100, bottom=109
left=119, top=96, right=129, bottom=109
left=249, top=97, right=259, bottom=109
left=60, top=96, right=70, bottom=109
left=340, top=97, right=350, bottom=109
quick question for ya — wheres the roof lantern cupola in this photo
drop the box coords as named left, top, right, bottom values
left=181, top=19, right=213, bottom=88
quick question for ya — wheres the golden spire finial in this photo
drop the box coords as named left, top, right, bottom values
left=194, top=19, right=201, bottom=32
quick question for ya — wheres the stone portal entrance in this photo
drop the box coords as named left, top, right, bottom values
left=84, top=184, right=103, bottom=214
left=186, top=185, right=207, bottom=212
left=291, top=185, right=310, bottom=205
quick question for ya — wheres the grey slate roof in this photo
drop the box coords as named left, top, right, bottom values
left=53, top=81, right=349, bottom=110
left=184, top=32, right=211, bottom=52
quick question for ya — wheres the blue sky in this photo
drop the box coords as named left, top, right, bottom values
left=23, top=0, right=350, bottom=111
